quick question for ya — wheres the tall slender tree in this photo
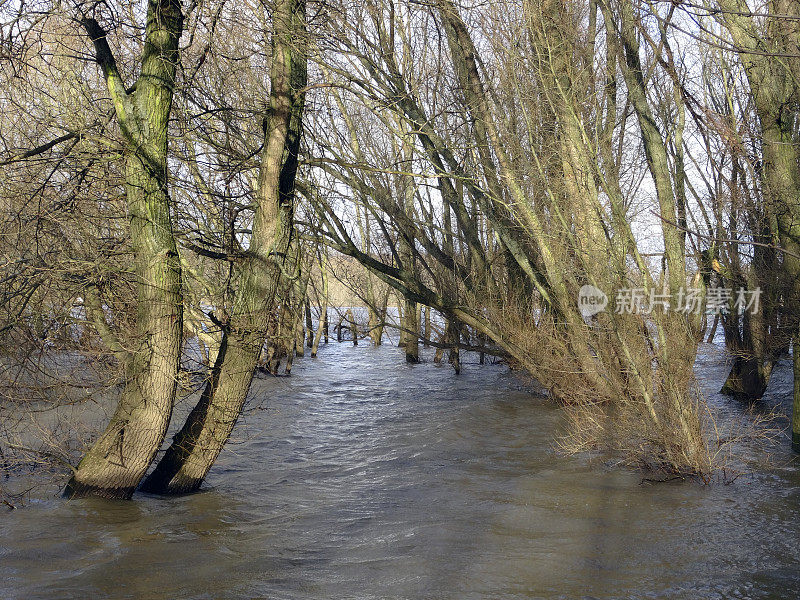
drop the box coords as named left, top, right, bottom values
left=64, top=0, right=185, bottom=499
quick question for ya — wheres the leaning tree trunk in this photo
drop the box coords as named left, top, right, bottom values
left=140, top=0, right=307, bottom=494
left=65, top=0, right=183, bottom=499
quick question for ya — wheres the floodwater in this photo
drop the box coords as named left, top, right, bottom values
left=2, top=341, right=800, bottom=599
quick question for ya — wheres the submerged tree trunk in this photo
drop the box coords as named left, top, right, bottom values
left=305, top=301, right=314, bottom=348
left=366, top=287, right=388, bottom=346
left=403, top=298, right=419, bottom=362
left=312, top=256, right=328, bottom=357
left=344, top=308, right=359, bottom=345
left=720, top=280, right=776, bottom=401
left=293, top=258, right=311, bottom=360
left=423, top=306, right=431, bottom=347
left=65, top=0, right=184, bottom=499
left=311, top=305, right=326, bottom=357
left=447, top=320, right=460, bottom=374
left=721, top=356, right=774, bottom=401
left=141, top=0, right=307, bottom=494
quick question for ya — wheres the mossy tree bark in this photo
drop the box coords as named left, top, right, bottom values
left=141, top=0, right=307, bottom=493
left=65, top=0, right=184, bottom=499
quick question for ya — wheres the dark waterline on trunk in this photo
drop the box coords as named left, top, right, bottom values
left=2, top=342, right=800, bottom=599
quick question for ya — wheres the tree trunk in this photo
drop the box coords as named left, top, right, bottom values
left=447, top=320, right=460, bottom=374
left=403, top=297, right=419, bottom=363
left=423, top=306, right=431, bottom=347
left=311, top=304, right=326, bottom=357
left=345, top=308, right=359, bottom=345
left=294, top=315, right=305, bottom=358
left=293, top=254, right=311, bottom=359
left=140, top=0, right=306, bottom=494
left=312, top=259, right=327, bottom=357
left=721, top=355, right=773, bottom=401
left=65, top=0, right=184, bottom=499
left=305, top=301, right=314, bottom=348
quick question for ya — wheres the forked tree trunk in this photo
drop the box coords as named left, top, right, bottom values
left=65, top=0, right=184, bottom=499
left=140, top=0, right=307, bottom=494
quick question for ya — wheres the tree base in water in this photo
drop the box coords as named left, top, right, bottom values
left=139, top=474, right=204, bottom=495
left=63, top=479, right=136, bottom=500
left=720, top=356, right=770, bottom=402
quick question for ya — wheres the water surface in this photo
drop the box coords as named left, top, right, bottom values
left=1, top=342, right=799, bottom=599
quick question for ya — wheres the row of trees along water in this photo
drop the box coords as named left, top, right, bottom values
left=2, top=0, right=800, bottom=498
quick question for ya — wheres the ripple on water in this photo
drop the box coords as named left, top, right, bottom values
left=1, top=342, right=800, bottom=599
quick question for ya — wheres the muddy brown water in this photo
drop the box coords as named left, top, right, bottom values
left=1, top=341, right=799, bottom=599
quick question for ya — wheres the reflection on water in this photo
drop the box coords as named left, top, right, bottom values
left=2, top=342, right=800, bottom=599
